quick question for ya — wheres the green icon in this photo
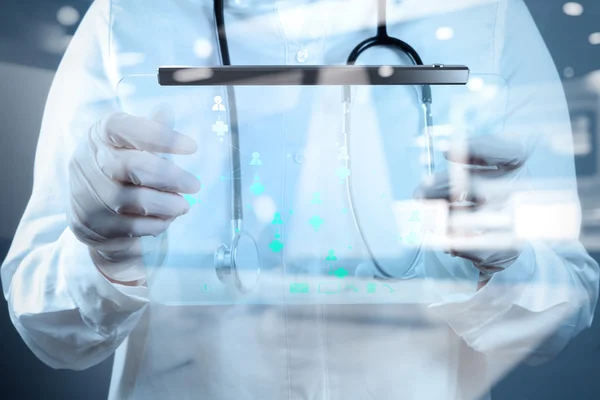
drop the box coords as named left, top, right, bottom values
left=249, top=151, right=263, bottom=166
left=318, top=282, right=340, bottom=294
left=309, top=215, right=324, bottom=231
left=405, top=231, right=419, bottom=244
left=325, top=250, right=337, bottom=261
left=289, top=209, right=294, bottom=215
left=326, top=250, right=338, bottom=274
left=381, top=284, right=395, bottom=293
left=269, top=239, right=284, bottom=252
left=338, top=145, right=350, bottom=160
left=332, top=268, right=348, bottom=278
left=341, top=207, right=348, bottom=214
left=335, top=166, right=351, bottom=181
left=290, top=282, right=310, bottom=293
left=408, top=211, right=420, bottom=222
left=311, top=192, right=322, bottom=204
left=200, top=283, right=210, bottom=293
left=343, top=284, right=360, bottom=293
left=250, top=176, right=265, bottom=195
left=183, top=193, right=199, bottom=206
left=271, top=212, right=283, bottom=225
left=348, top=245, right=353, bottom=250
left=367, top=282, right=377, bottom=294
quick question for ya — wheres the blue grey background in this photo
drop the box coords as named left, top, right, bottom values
left=1, top=0, right=599, bottom=398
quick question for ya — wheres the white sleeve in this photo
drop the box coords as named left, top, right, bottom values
left=1, top=0, right=148, bottom=370
left=428, top=0, right=599, bottom=364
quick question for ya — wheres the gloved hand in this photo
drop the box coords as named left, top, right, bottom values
left=67, top=108, right=200, bottom=284
left=414, top=134, right=528, bottom=283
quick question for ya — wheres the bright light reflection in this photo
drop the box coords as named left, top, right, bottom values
left=563, top=66, right=575, bottom=78
left=563, top=2, right=584, bottom=16
left=435, top=26, right=454, bottom=41
left=56, top=6, right=80, bottom=26
left=467, top=76, right=484, bottom=92
left=513, top=191, right=580, bottom=241
left=253, top=196, right=277, bottom=224
left=194, top=39, right=213, bottom=58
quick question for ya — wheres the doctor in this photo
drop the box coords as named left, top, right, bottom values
left=2, top=0, right=598, bottom=399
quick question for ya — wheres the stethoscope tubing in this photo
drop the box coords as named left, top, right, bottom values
left=214, top=0, right=244, bottom=236
left=213, top=0, right=434, bottom=286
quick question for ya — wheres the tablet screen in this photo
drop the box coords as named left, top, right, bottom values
left=116, top=70, right=508, bottom=305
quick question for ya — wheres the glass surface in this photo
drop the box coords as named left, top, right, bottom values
left=118, top=72, right=513, bottom=305
left=2, top=1, right=599, bottom=399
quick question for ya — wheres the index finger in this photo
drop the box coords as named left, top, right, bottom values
left=96, top=112, right=198, bottom=155
left=443, top=134, right=527, bottom=170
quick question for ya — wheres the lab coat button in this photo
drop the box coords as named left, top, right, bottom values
left=296, top=49, right=309, bottom=63
left=294, top=150, right=307, bottom=163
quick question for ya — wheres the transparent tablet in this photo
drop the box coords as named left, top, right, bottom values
left=116, top=70, right=510, bottom=306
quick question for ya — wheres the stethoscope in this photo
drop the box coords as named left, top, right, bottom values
left=212, top=0, right=436, bottom=293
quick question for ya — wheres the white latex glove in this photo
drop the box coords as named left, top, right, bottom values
left=67, top=108, right=200, bottom=284
left=414, top=134, right=528, bottom=283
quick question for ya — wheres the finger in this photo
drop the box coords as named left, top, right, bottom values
left=450, top=247, right=518, bottom=270
left=438, top=228, right=521, bottom=275
left=69, top=189, right=176, bottom=239
left=72, top=146, right=191, bottom=218
left=93, top=237, right=140, bottom=254
left=445, top=229, right=521, bottom=257
left=413, top=171, right=486, bottom=206
left=88, top=211, right=176, bottom=239
left=448, top=233, right=521, bottom=275
left=443, top=134, right=527, bottom=170
left=413, top=167, right=522, bottom=205
left=96, top=112, right=198, bottom=155
left=96, top=145, right=201, bottom=194
left=106, top=185, right=191, bottom=219
left=95, top=238, right=146, bottom=265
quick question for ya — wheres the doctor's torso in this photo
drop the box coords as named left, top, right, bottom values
left=106, top=1, right=502, bottom=399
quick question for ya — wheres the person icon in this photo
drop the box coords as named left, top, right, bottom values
left=405, top=231, right=419, bottom=245
left=271, top=212, right=283, bottom=225
left=212, top=95, right=225, bottom=111
left=325, top=250, right=337, bottom=261
left=335, top=166, right=351, bottom=182
left=311, top=192, right=322, bottom=204
left=338, top=145, right=350, bottom=161
left=250, top=176, right=265, bottom=195
left=250, top=152, right=263, bottom=166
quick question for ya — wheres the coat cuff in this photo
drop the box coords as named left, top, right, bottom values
left=60, top=228, right=149, bottom=337
left=428, top=242, right=536, bottom=337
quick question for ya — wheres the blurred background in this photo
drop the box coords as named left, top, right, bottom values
left=0, top=0, right=599, bottom=398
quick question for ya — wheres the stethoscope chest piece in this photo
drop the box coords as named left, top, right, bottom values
left=215, top=231, right=261, bottom=294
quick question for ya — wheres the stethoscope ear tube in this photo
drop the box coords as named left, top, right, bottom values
left=211, top=0, right=459, bottom=293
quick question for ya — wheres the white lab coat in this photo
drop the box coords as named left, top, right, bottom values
left=2, top=0, right=599, bottom=399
